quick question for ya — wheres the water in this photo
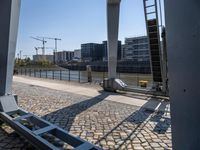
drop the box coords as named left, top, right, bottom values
left=19, top=69, right=153, bottom=87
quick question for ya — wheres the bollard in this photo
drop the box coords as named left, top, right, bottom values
left=87, top=65, right=92, bottom=83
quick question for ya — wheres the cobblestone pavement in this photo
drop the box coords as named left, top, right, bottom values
left=0, top=82, right=172, bottom=150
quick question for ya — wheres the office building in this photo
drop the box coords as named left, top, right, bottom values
left=121, top=44, right=126, bottom=60
left=123, top=36, right=150, bottom=61
left=74, top=49, right=81, bottom=59
left=81, top=43, right=103, bottom=62
left=54, top=51, right=74, bottom=63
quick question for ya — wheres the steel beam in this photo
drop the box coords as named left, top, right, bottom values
left=165, top=0, right=200, bottom=149
left=0, top=0, right=21, bottom=96
left=104, top=0, right=127, bottom=92
left=0, top=109, right=102, bottom=150
left=107, top=0, right=121, bottom=78
left=0, top=0, right=21, bottom=112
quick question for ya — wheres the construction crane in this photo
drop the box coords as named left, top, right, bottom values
left=34, top=47, right=39, bottom=55
left=18, top=50, right=23, bottom=59
left=30, top=36, right=47, bottom=55
left=38, top=37, right=61, bottom=53
left=17, top=53, right=19, bottom=59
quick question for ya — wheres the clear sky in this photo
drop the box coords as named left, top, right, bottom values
left=16, top=0, right=149, bottom=57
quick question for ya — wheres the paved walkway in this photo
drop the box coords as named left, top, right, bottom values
left=13, top=76, right=169, bottom=112
left=0, top=76, right=171, bottom=150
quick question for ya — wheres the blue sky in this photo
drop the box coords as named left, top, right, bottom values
left=16, top=0, right=149, bottom=57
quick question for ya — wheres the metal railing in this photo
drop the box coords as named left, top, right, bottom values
left=15, top=68, right=153, bottom=88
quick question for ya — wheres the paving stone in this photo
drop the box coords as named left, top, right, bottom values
left=150, top=142, right=160, bottom=148
left=107, top=141, right=115, bottom=146
left=0, top=82, right=172, bottom=150
left=134, top=146, right=145, bottom=150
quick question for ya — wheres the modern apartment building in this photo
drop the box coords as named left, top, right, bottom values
left=54, top=51, right=74, bottom=63
left=123, top=36, right=150, bottom=61
left=121, top=44, right=126, bottom=60
left=74, top=49, right=81, bottom=59
left=81, top=43, right=103, bottom=62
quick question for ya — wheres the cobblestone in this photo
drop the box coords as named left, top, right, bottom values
left=0, top=82, right=172, bottom=150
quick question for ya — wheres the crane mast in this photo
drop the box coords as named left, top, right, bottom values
left=37, top=37, right=61, bottom=53
left=30, top=37, right=47, bottom=55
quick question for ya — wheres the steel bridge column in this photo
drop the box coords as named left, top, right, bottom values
left=165, top=0, right=200, bottom=149
left=0, top=0, right=21, bottom=112
left=0, top=0, right=21, bottom=96
left=107, top=0, right=121, bottom=78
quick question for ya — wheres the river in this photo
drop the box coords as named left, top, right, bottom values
left=18, top=69, right=153, bottom=87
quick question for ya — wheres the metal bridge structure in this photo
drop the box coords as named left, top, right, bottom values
left=0, top=0, right=200, bottom=149
left=104, top=0, right=166, bottom=93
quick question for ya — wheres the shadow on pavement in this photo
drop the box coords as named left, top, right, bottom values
left=95, top=98, right=171, bottom=149
left=42, top=90, right=114, bottom=131
left=0, top=124, right=34, bottom=150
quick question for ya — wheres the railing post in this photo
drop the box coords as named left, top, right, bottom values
left=79, top=70, right=81, bottom=83
left=68, top=70, right=70, bottom=81
left=46, top=69, right=48, bottom=78
left=25, top=68, right=27, bottom=76
left=137, top=73, right=139, bottom=87
left=34, top=69, right=36, bottom=77
left=60, top=70, right=62, bottom=80
left=39, top=69, right=41, bottom=78
left=52, top=70, right=54, bottom=80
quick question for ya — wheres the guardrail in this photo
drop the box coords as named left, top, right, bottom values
left=15, top=68, right=153, bottom=88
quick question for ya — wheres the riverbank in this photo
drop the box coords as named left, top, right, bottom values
left=15, top=68, right=153, bottom=87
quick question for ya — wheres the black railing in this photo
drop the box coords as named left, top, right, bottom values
left=15, top=68, right=153, bottom=87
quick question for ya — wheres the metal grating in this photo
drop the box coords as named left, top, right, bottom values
left=0, top=108, right=102, bottom=150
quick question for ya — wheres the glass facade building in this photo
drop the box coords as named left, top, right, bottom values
left=123, top=36, right=150, bottom=62
left=81, top=43, right=103, bottom=62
